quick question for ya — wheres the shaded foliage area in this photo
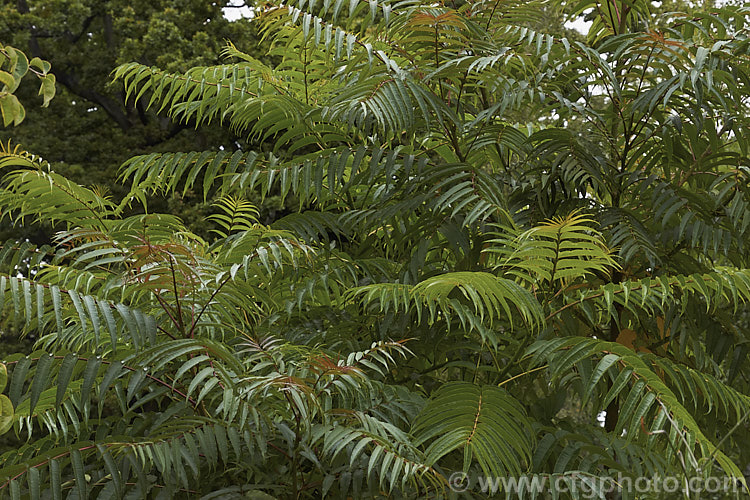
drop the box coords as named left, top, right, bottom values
left=0, top=1, right=271, bottom=243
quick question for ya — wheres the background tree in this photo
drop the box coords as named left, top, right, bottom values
left=0, top=0, right=269, bottom=242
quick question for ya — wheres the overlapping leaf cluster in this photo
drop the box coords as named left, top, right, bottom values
left=1, top=0, right=750, bottom=498
left=0, top=45, right=54, bottom=127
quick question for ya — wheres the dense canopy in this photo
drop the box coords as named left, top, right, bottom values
left=1, top=0, right=750, bottom=498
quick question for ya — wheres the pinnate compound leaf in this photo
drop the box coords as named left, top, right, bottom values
left=412, top=382, right=533, bottom=478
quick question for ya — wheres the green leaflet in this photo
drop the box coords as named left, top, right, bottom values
left=28, top=353, right=53, bottom=416
left=0, top=395, right=14, bottom=435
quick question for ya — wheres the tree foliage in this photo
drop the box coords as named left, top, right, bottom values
left=0, top=1, right=264, bottom=242
left=0, top=0, right=750, bottom=498
left=0, top=44, right=54, bottom=127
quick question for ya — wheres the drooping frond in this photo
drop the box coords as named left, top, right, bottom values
left=487, top=211, right=619, bottom=288
left=549, top=267, right=750, bottom=325
left=528, top=337, right=747, bottom=480
left=349, top=271, right=545, bottom=332
left=413, top=382, right=534, bottom=478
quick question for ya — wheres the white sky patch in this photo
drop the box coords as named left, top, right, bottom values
left=223, top=0, right=255, bottom=20
left=563, top=1, right=733, bottom=34
left=564, top=8, right=593, bottom=36
left=596, top=410, right=606, bottom=427
left=564, top=17, right=592, bottom=35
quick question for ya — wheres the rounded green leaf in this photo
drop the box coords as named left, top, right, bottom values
left=0, top=394, right=15, bottom=435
